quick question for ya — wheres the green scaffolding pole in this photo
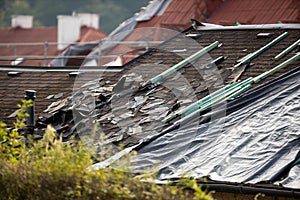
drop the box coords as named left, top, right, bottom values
left=274, top=39, right=300, bottom=60
left=254, top=52, right=300, bottom=83
left=149, top=41, right=220, bottom=85
left=234, top=32, right=289, bottom=69
left=163, top=52, right=300, bottom=124
left=162, top=78, right=253, bottom=123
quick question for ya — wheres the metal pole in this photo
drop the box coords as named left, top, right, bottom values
left=13, top=45, right=17, bottom=59
left=98, top=43, right=101, bottom=66
left=44, top=41, right=48, bottom=66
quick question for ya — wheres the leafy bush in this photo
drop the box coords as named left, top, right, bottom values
left=0, top=100, right=213, bottom=200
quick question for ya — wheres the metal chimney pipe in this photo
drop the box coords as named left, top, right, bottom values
left=25, top=90, right=36, bottom=133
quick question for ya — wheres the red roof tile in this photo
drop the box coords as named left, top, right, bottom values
left=136, top=0, right=223, bottom=29
left=208, top=0, right=300, bottom=25
left=79, top=26, right=107, bottom=42
left=0, top=26, right=106, bottom=66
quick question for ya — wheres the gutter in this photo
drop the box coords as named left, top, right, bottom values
left=196, top=182, right=300, bottom=198
left=0, top=65, right=123, bottom=72
left=196, top=23, right=300, bottom=31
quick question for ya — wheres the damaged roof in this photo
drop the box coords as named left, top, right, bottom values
left=2, top=22, right=300, bottom=195
left=0, top=66, right=121, bottom=126
left=37, top=24, right=300, bottom=145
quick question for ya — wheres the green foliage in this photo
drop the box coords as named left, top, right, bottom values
left=0, top=100, right=214, bottom=200
left=0, top=99, right=32, bottom=163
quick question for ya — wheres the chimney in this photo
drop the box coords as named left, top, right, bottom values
left=11, top=15, right=33, bottom=28
left=78, top=13, right=99, bottom=29
left=57, top=15, right=81, bottom=50
left=25, top=90, right=36, bottom=134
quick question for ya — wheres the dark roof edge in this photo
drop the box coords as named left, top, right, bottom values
left=195, top=181, right=300, bottom=198
left=197, top=23, right=300, bottom=30
left=0, top=65, right=123, bottom=72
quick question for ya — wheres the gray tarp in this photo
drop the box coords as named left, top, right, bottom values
left=278, top=165, right=300, bottom=189
left=126, top=69, right=300, bottom=188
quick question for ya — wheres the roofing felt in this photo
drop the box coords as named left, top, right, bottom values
left=35, top=26, right=300, bottom=147
left=0, top=26, right=107, bottom=66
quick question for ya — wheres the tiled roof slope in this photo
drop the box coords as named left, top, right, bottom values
left=38, top=25, right=300, bottom=147
left=136, top=0, right=222, bottom=30
left=208, top=0, right=300, bottom=25
left=0, top=26, right=106, bottom=66
left=0, top=68, right=119, bottom=126
left=138, top=0, right=300, bottom=28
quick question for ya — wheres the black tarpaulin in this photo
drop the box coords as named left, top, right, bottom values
left=128, top=68, right=300, bottom=188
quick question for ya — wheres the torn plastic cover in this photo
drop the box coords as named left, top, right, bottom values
left=127, top=69, right=300, bottom=188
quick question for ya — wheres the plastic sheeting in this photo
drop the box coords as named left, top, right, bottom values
left=127, top=68, right=300, bottom=188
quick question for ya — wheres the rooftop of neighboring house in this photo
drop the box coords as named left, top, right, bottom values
left=208, top=0, right=300, bottom=25
left=0, top=14, right=107, bottom=67
left=136, top=0, right=300, bottom=29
